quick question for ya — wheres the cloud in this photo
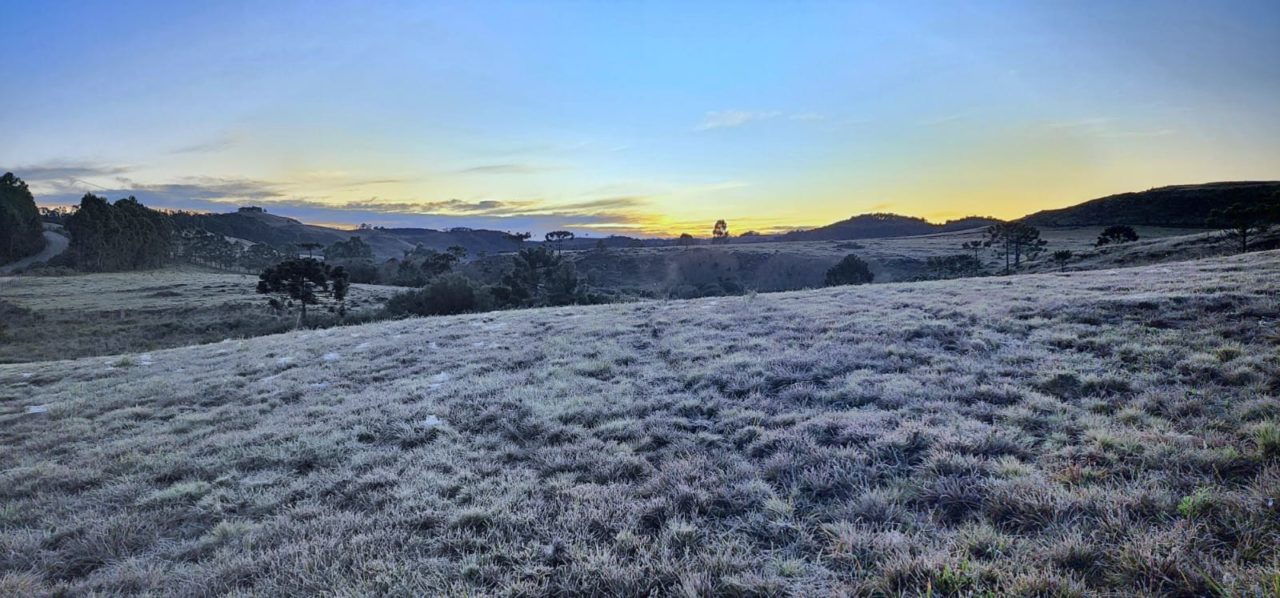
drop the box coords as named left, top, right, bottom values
left=696, top=110, right=829, bottom=131
left=696, top=110, right=782, bottom=131
left=454, top=163, right=561, bottom=175
left=169, top=134, right=238, bottom=155
left=5, top=161, right=132, bottom=181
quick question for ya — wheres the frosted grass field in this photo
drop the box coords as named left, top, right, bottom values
left=2, top=252, right=1278, bottom=595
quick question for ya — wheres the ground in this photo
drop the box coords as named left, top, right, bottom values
left=2, top=251, right=1278, bottom=595
left=0, top=268, right=399, bottom=364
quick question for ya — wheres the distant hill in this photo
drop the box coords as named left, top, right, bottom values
left=170, top=208, right=523, bottom=259
left=779, top=213, right=1000, bottom=242
left=1021, top=181, right=1280, bottom=227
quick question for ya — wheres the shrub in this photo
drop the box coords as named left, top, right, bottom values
left=824, top=254, right=874, bottom=286
left=1096, top=225, right=1139, bottom=246
left=385, top=274, right=482, bottom=317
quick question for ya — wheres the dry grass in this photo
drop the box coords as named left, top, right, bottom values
left=2, top=252, right=1279, bottom=595
left=0, top=268, right=399, bottom=364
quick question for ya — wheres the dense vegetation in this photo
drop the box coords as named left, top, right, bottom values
left=64, top=194, right=173, bottom=272
left=0, top=173, right=46, bottom=264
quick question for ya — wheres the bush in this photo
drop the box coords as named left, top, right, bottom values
left=385, top=274, right=482, bottom=317
left=1096, top=225, right=1139, bottom=246
left=665, top=250, right=743, bottom=298
left=824, top=254, right=874, bottom=286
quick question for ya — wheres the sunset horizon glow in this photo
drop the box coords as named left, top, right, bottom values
left=4, top=0, right=1278, bottom=237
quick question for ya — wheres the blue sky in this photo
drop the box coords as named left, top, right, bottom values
left=3, top=0, right=1278, bottom=236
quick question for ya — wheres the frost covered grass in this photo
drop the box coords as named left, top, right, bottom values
left=2, top=252, right=1279, bottom=595
left=0, top=268, right=399, bottom=363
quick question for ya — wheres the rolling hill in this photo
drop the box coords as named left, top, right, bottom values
left=3, top=251, right=1278, bottom=595
left=171, top=208, right=524, bottom=260
left=778, top=214, right=1000, bottom=241
left=1021, top=181, right=1280, bottom=227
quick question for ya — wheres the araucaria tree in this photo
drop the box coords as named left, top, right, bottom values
left=712, top=219, right=730, bottom=243
left=985, top=222, right=1047, bottom=274
left=1096, top=225, right=1139, bottom=247
left=256, top=258, right=350, bottom=325
left=0, top=172, right=46, bottom=263
left=544, top=230, right=575, bottom=253
left=1052, top=250, right=1073, bottom=272
left=1210, top=202, right=1276, bottom=253
left=492, top=246, right=581, bottom=307
left=824, top=254, right=874, bottom=286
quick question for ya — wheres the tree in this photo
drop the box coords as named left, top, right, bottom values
left=712, top=220, right=729, bottom=243
left=960, top=240, right=985, bottom=259
left=985, top=222, right=1047, bottom=274
left=824, top=254, right=874, bottom=286
left=1210, top=202, right=1276, bottom=253
left=1052, top=250, right=1073, bottom=272
left=256, top=258, right=349, bottom=325
left=921, top=254, right=986, bottom=281
left=545, top=230, right=575, bottom=253
left=65, top=193, right=172, bottom=272
left=491, top=246, right=581, bottom=307
left=507, top=231, right=532, bottom=244
left=0, top=173, right=46, bottom=263
left=677, top=233, right=695, bottom=247
left=1095, top=225, right=1139, bottom=247
left=324, top=236, right=374, bottom=260
left=297, top=242, right=324, bottom=258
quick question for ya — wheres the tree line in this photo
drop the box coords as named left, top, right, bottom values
left=0, top=173, right=47, bottom=263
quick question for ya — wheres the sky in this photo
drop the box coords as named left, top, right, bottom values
left=3, top=0, right=1279, bottom=237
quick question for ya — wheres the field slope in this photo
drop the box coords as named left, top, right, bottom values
left=2, top=253, right=1279, bottom=595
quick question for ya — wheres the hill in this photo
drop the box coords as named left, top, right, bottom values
left=779, top=213, right=1000, bottom=241
left=3, top=251, right=1278, bottom=595
left=1021, top=181, right=1280, bottom=227
left=171, top=209, right=523, bottom=260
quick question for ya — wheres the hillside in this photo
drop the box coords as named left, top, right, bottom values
left=171, top=209, right=523, bottom=260
left=779, top=213, right=999, bottom=242
left=0, top=269, right=399, bottom=363
left=3, top=252, right=1278, bottom=595
left=1022, top=181, right=1280, bottom=227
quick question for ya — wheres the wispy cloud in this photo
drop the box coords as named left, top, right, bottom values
left=169, top=134, right=238, bottom=155
left=696, top=110, right=782, bottom=131
left=696, top=110, right=828, bottom=131
left=454, top=163, right=562, bottom=175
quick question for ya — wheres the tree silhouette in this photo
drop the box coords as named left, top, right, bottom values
left=1210, top=202, right=1276, bottom=253
left=712, top=220, right=729, bottom=243
left=824, top=254, right=874, bottom=286
left=545, top=230, right=575, bottom=253
left=1052, top=250, right=1073, bottom=272
left=985, top=222, right=1047, bottom=274
left=677, top=233, right=695, bottom=247
left=0, top=173, right=46, bottom=263
left=256, top=258, right=349, bottom=325
left=960, top=240, right=985, bottom=259
left=1095, top=225, right=1139, bottom=247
